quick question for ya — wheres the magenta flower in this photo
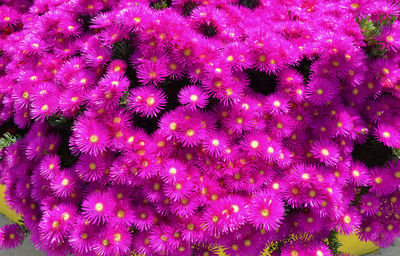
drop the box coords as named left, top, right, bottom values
left=82, top=191, right=113, bottom=225
left=247, top=190, right=285, bottom=231
left=128, top=85, right=167, bottom=117
left=70, top=117, right=110, bottom=156
left=2, top=1, right=400, bottom=255
left=0, top=224, right=25, bottom=250
left=178, top=85, right=209, bottom=110
left=310, top=139, right=341, bottom=166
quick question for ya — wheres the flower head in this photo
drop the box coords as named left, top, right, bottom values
left=70, top=117, right=110, bottom=156
left=0, top=224, right=24, bottom=250
left=178, top=85, right=209, bottom=110
left=310, top=139, right=341, bottom=166
left=247, top=190, right=285, bottom=231
left=128, top=85, right=167, bottom=118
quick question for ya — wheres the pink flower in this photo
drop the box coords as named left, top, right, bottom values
left=247, top=190, right=285, bottom=231
left=0, top=224, right=25, bottom=250
left=128, top=85, right=167, bottom=117
left=70, top=117, right=111, bottom=156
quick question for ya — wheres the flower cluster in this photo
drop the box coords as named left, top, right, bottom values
left=0, top=0, right=400, bottom=255
left=0, top=224, right=25, bottom=250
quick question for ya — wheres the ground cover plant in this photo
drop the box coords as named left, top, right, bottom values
left=0, top=0, right=400, bottom=255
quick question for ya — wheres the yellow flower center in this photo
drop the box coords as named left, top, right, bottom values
left=114, top=233, right=122, bottom=242
left=186, top=129, right=195, bottom=137
left=261, top=209, right=270, bottom=217
left=90, top=135, right=99, bottom=143
left=117, top=209, right=125, bottom=218
left=52, top=221, right=60, bottom=229
left=251, top=140, right=259, bottom=149
left=321, top=148, right=329, bottom=156
left=149, top=71, right=157, bottom=78
left=187, top=223, right=194, bottom=231
left=169, top=167, right=177, bottom=174
left=169, top=122, right=177, bottom=131
left=375, top=177, right=382, bottom=184
left=146, top=96, right=155, bottom=106
left=95, top=202, right=104, bottom=212
left=212, top=216, right=219, bottom=223
left=61, top=178, right=69, bottom=186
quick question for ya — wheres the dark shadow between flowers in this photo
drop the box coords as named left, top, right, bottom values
left=246, top=69, right=277, bottom=95
left=352, top=137, right=394, bottom=167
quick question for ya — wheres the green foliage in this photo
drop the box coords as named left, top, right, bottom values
left=357, top=16, right=380, bottom=41
left=326, top=230, right=342, bottom=256
left=239, top=0, right=260, bottom=9
left=352, top=137, right=394, bottom=167
left=357, top=15, right=398, bottom=59
left=112, top=40, right=133, bottom=62
left=151, top=0, right=170, bottom=10
left=0, top=132, right=17, bottom=151
left=392, top=148, right=400, bottom=160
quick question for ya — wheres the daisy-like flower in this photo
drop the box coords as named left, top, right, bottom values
left=92, top=225, right=131, bottom=256
left=132, top=205, right=157, bottom=232
left=241, top=132, right=268, bottom=158
left=58, top=89, right=84, bottom=117
left=92, top=73, right=130, bottom=110
left=306, top=77, right=339, bottom=106
left=348, top=160, right=371, bottom=186
left=373, top=122, right=400, bottom=148
left=50, top=168, right=79, bottom=198
left=82, top=191, right=114, bottom=225
left=336, top=207, right=362, bottom=235
left=0, top=224, right=25, bottom=250
left=179, top=215, right=206, bottom=243
left=175, top=119, right=206, bottom=147
left=128, top=85, right=167, bottom=118
left=39, top=208, right=69, bottom=244
left=357, top=220, right=382, bottom=242
left=178, top=85, right=209, bottom=110
left=68, top=217, right=98, bottom=254
left=70, top=117, right=110, bottom=156
left=148, top=224, right=179, bottom=255
left=201, top=202, right=227, bottom=236
left=201, top=131, right=229, bottom=157
left=307, top=243, right=332, bottom=256
left=170, top=195, right=200, bottom=218
left=40, top=154, right=61, bottom=180
left=310, top=139, right=341, bottom=166
left=267, top=115, right=296, bottom=139
left=370, top=167, right=395, bottom=195
left=377, top=24, right=400, bottom=52
left=75, top=154, right=106, bottom=182
left=163, top=179, right=193, bottom=201
left=160, top=158, right=187, bottom=184
left=280, top=241, right=307, bottom=256
left=247, top=190, right=285, bottom=231
left=263, top=93, right=290, bottom=116
left=107, top=59, right=127, bottom=75
left=136, top=60, right=168, bottom=85
left=360, top=193, right=380, bottom=216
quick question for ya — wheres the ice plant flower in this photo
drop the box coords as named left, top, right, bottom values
left=0, top=0, right=400, bottom=255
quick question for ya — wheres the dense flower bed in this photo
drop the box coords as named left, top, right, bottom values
left=0, top=0, right=400, bottom=255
